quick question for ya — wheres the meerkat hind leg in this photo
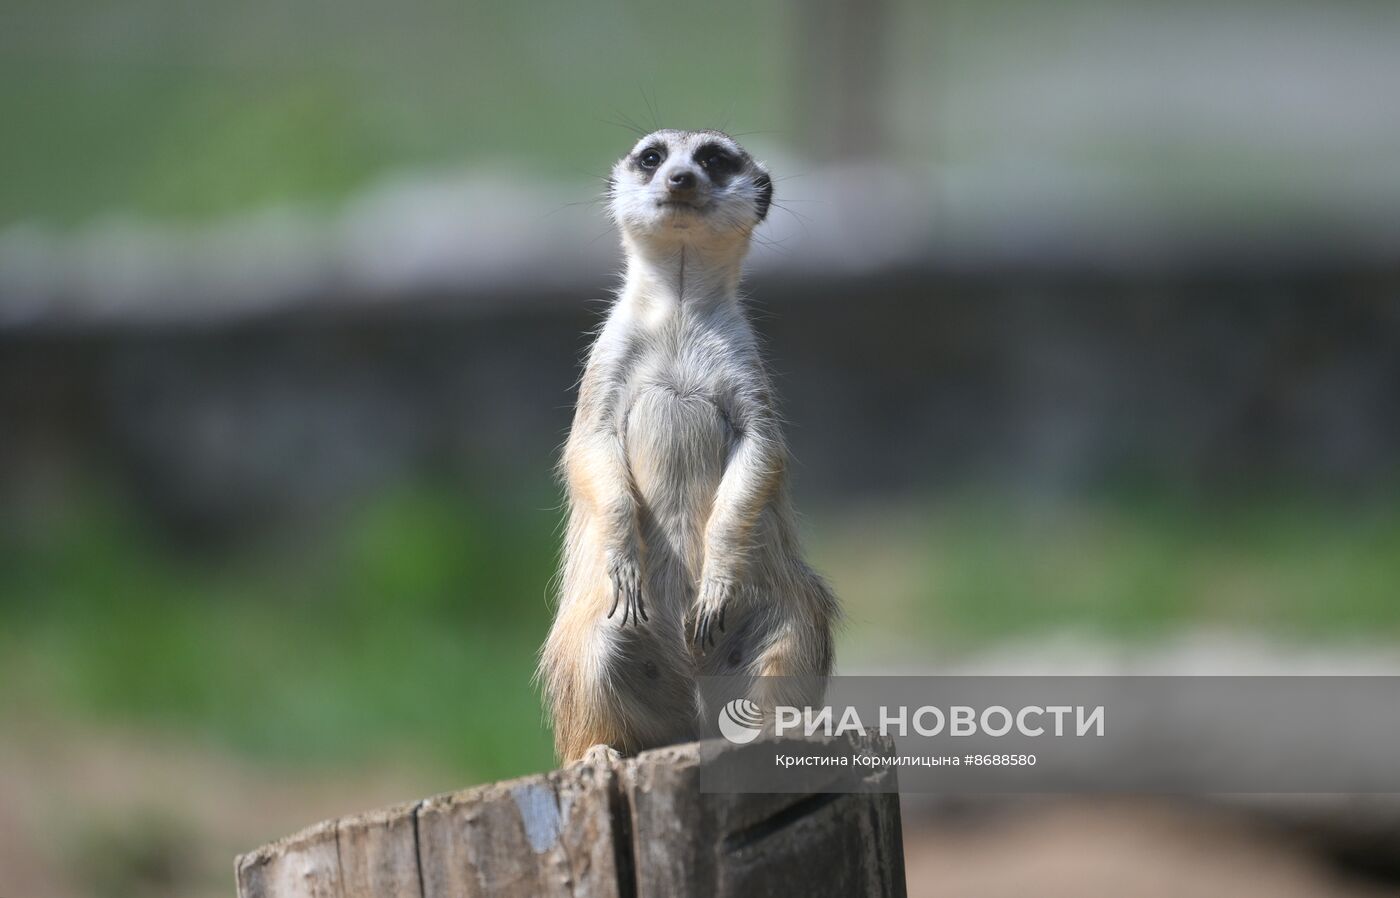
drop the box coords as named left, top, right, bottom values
left=552, top=619, right=698, bottom=762
left=746, top=596, right=836, bottom=733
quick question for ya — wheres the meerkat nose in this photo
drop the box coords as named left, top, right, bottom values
left=667, top=170, right=698, bottom=190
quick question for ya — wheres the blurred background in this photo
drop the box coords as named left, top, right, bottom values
left=2, top=0, right=1399, bottom=895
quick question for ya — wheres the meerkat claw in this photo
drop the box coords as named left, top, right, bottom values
left=692, top=576, right=732, bottom=651
left=607, top=557, right=647, bottom=627
left=691, top=609, right=720, bottom=652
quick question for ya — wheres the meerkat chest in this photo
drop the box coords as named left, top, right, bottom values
left=621, top=336, right=737, bottom=506
left=632, top=341, right=722, bottom=403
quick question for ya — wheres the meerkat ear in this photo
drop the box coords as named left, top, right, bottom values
left=754, top=172, right=773, bottom=222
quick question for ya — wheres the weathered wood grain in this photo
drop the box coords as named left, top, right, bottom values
left=416, top=752, right=621, bottom=898
left=237, top=819, right=344, bottom=898
left=336, top=802, right=422, bottom=898
left=235, top=736, right=905, bottom=898
left=623, top=736, right=906, bottom=898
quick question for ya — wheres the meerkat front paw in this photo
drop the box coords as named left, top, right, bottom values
left=606, top=552, right=647, bottom=627
left=691, top=575, right=734, bottom=652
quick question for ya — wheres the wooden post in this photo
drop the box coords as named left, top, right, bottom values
left=236, top=735, right=906, bottom=898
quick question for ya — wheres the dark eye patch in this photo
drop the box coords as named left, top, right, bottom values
left=694, top=143, right=740, bottom=180
left=629, top=145, right=666, bottom=183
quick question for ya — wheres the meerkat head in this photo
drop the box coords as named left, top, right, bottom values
left=608, top=129, right=772, bottom=249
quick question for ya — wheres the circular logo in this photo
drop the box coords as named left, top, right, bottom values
left=718, top=698, right=765, bottom=744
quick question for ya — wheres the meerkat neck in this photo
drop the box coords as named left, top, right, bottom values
left=620, top=237, right=746, bottom=316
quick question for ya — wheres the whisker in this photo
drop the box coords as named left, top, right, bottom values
left=587, top=224, right=618, bottom=247
left=769, top=201, right=814, bottom=227
left=602, top=111, right=647, bottom=137
left=641, top=87, right=661, bottom=131
left=728, top=128, right=789, bottom=139
left=716, top=99, right=737, bottom=135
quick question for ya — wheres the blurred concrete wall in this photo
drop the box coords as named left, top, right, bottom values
left=4, top=269, right=1397, bottom=537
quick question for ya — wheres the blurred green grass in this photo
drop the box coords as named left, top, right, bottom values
left=0, top=0, right=791, bottom=227
left=3, top=482, right=1398, bottom=782
left=906, top=490, right=1400, bottom=641
left=0, top=482, right=562, bottom=781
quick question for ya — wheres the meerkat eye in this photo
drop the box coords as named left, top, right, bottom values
left=697, top=147, right=737, bottom=174
left=637, top=148, right=664, bottom=169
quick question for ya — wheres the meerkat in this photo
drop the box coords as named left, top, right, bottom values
left=539, top=129, right=837, bottom=763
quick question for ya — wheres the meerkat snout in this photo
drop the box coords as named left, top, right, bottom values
left=666, top=169, right=697, bottom=191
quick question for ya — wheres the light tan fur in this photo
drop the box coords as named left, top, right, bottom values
left=540, top=130, right=838, bottom=762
